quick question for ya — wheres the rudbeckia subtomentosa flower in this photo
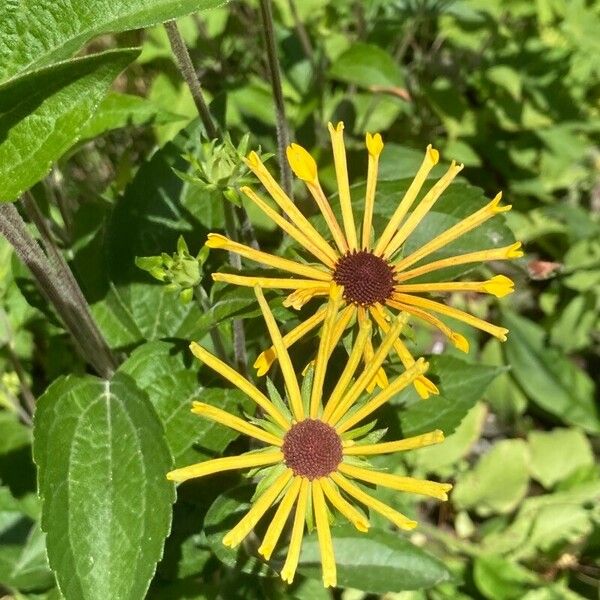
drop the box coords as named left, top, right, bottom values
left=167, top=286, right=451, bottom=588
left=206, top=123, right=522, bottom=399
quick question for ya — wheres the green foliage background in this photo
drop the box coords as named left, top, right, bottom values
left=0, top=0, right=598, bottom=599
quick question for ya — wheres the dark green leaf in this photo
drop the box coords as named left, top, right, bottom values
left=0, top=49, right=139, bottom=202
left=502, top=311, right=599, bottom=433
left=398, top=355, right=504, bottom=437
left=118, top=341, right=252, bottom=467
left=329, top=43, right=405, bottom=88
left=79, top=92, right=186, bottom=142
left=33, top=373, right=175, bottom=600
left=299, top=525, right=452, bottom=593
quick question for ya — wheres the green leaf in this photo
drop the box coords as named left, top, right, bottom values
left=452, top=439, right=530, bottom=516
left=0, top=49, right=139, bottom=202
left=502, top=311, right=600, bottom=433
left=0, top=0, right=228, bottom=82
left=118, top=341, right=252, bottom=467
left=0, top=411, right=31, bottom=455
left=86, top=121, right=222, bottom=346
left=398, top=355, right=504, bottom=437
left=483, top=481, right=600, bottom=559
left=298, top=525, right=452, bottom=593
left=474, top=555, right=539, bottom=600
left=79, top=92, right=186, bottom=142
left=527, top=429, right=594, bottom=489
left=329, top=43, right=405, bottom=88
left=203, top=485, right=275, bottom=577
left=33, top=373, right=175, bottom=600
left=410, top=402, right=486, bottom=475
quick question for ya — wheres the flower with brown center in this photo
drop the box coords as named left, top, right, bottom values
left=207, top=122, right=522, bottom=398
left=167, top=286, right=451, bottom=588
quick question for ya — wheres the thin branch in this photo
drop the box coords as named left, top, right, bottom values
left=258, top=0, right=293, bottom=198
left=193, top=285, right=228, bottom=362
left=164, top=20, right=218, bottom=139
left=0, top=202, right=117, bottom=378
left=287, top=0, right=314, bottom=62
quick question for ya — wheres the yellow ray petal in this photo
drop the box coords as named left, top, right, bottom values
left=369, top=304, right=438, bottom=399
left=284, top=286, right=330, bottom=309
left=386, top=299, right=470, bottom=352
left=223, top=469, right=293, bottom=548
left=241, top=185, right=337, bottom=268
left=362, top=331, right=388, bottom=393
left=393, top=192, right=511, bottom=272
left=326, top=313, right=410, bottom=425
left=326, top=304, right=355, bottom=355
left=258, top=476, right=302, bottom=560
left=392, top=293, right=509, bottom=341
left=338, top=463, right=452, bottom=500
left=329, top=122, right=357, bottom=250
left=286, top=142, right=349, bottom=254
left=310, top=286, right=343, bottom=418
left=322, top=317, right=372, bottom=421
left=312, top=479, right=337, bottom=588
left=255, top=287, right=304, bottom=420
left=280, top=478, right=310, bottom=584
left=335, top=359, right=429, bottom=433
left=207, top=234, right=331, bottom=282
left=167, top=450, right=283, bottom=483
left=254, top=308, right=327, bottom=376
left=343, top=429, right=444, bottom=455
left=190, top=342, right=290, bottom=429
left=331, top=472, right=417, bottom=530
left=362, top=132, right=384, bottom=250
left=374, top=144, right=439, bottom=255
left=320, top=477, right=369, bottom=532
left=394, top=274, right=515, bottom=298
left=394, top=242, right=524, bottom=283
left=244, top=151, right=337, bottom=263
left=213, top=272, right=328, bottom=290
left=383, top=160, right=465, bottom=259
left=191, top=402, right=283, bottom=446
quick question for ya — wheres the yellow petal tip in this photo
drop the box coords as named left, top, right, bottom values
left=366, top=132, right=384, bottom=156
left=507, top=241, right=524, bottom=259
left=483, top=274, right=515, bottom=298
left=206, top=233, right=228, bottom=248
left=286, top=143, right=318, bottom=182
left=426, top=144, right=440, bottom=165
left=451, top=333, right=470, bottom=353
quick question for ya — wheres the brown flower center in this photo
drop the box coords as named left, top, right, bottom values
left=333, top=250, right=396, bottom=306
left=282, top=419, right=342, bottom=480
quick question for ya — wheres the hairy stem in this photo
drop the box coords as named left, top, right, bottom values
left=0, top=202, right=117, bottom=378
left=258, top=0, right=293, bottom=198
left=164, top=19, right=218, bottom=139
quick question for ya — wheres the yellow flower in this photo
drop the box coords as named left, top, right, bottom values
left=207, top=122, right=522, bottom=399
left=167, top=286, right=451, bottom=588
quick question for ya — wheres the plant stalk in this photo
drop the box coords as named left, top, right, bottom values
left=0, top=202, right=117, bottom=378
left=258, top=0, right=293, bottom=198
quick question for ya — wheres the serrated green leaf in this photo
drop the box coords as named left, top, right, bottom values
left=0, top=49, right=139, bottom=202
left=0, top=0, right=227, bottom=82
left=118, top=340, right=252, bottom=467
left=502, top=311, right=600, bottom=433
left=33, top=373, right=175, bottom=600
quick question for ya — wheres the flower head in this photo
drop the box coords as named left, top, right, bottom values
left=207, top=123, right=522, bottom=399
left=167, top=286, right=451, bottom=588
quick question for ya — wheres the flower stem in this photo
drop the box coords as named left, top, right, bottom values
left=164, top=19, right=218, bottom=140
left=258, top=0, right=293, bottom=198
left=0, top=202, right=117, bottom=378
